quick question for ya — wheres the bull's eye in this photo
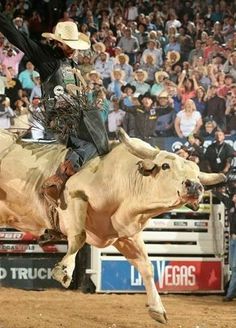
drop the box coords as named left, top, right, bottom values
left=162, top=163, right=170, bottom=170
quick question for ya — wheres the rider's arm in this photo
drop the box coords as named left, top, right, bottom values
left=0, top=13, right=58, bottom=80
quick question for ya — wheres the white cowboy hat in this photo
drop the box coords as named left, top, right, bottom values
left=166, top=50, right=181, bottom=65
left=133, top=69, right=148, bottom=82
left=155, top=71, right=169, bottom=83
left=42, top=21, right=90, bottom=50
left=85, top=70, right=101, bottom=81
left=110, top=69, right=126, bottom=81
left=92, top=42, right=106, bottom=53
left=115, top=53, right=129, bottom=64
left=142, top=53, right=156, bottom=64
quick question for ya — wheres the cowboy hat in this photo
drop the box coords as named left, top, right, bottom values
left=121, top=83, right=136, bottom=93
left=138, top=92, right=155, bottom=103
left=142, top=53, right=156, bottom=64
left=155, top=71, right=169, bottom=83
left=134, top=69, right=148, bottom=82
left=116, top=53, right=129, bottom=64
left=166, top=50, right=181, bottom=65
left=85, top=70, right=101, bottom=81
left=110, top=69, right=126, bottom=81
left=42, top=21, right=90, bottom=50
left=92, top=42, right=106, bottom=53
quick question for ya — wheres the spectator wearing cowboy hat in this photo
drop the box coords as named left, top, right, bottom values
left=155, top=90, right=176, bottom=137
left=140, top=53, right=159, bottom=84
left=151, top=71, right=169, bottom=97
left=140, top=39, right=163, bottom=68
left=121, top=92, right=158, bottom=140
left=107, top=68, right=126, bottom=99
left=85, top=70, right=102, bottom=86
left=113, top=53, right=133, bottom=83
left=94, top=51, right=113, bottom=88
left=131, top=69, right=150, bottom=97
left=120, top=83, right=136, bottom=107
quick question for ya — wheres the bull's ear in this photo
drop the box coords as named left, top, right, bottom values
left=137, top=159, right=160, bottom=177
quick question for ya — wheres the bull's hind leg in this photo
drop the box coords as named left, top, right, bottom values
left=52, top=191, right=87, bottom=288
left=113, top=233, right=167, bottom=324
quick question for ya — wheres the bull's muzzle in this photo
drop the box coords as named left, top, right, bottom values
left=184, top=179, right=203, bottom=199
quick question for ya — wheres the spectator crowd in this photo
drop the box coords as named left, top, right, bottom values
left=0, top=0, right=236, bottom=172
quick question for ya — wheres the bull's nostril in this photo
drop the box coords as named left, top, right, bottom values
left=185, top=179, right=192, bottom=187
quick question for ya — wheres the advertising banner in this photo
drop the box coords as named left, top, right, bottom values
left=0, top=257, right=62, bottom=289
left=100, top=257, right=223, bottom=292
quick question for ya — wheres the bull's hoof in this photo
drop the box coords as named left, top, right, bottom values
left=148, top=309, right=168, bottom=324
left=52, top=264, right=72, bottom=288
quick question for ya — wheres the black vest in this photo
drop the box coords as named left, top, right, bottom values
left=41, top=58, right=110, bottom=156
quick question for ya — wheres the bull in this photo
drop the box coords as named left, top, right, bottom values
left=0, top=128, right=225, bottom=324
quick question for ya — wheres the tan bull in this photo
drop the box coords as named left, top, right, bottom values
left=0, top=128, right=225, bottom=324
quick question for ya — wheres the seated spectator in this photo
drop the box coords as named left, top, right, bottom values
left=155, top=90, right=176, bottom=137
left=164, top=35, right=181, bottom=56
left=113, top=53, right=133, bottom=83
left=174, top=99, right=202, bottom=138
left=107, top=96, right=126, bottom=140
left=94, top=51, right=113, bottom=88
left=140, top=39, right=163, bottom=68
left=0, top=94, right=15, bottom=129
left=107, top=68, right=126, bottom=99
left=140, top=53, right=159, bottom=84
left=151, top=71, right=169, bottom=97
left=131, top=69, right=150, bottom=97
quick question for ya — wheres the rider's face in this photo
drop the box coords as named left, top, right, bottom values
left=57, top=42, right=75, bottom=58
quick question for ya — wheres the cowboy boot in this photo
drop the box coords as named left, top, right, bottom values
left=41, top=159, right=76, bottom=206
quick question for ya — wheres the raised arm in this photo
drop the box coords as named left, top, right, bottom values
left=0, top=13, right=57, bottom=80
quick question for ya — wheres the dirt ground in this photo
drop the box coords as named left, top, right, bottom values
left=0, top=289, right=235, bottom=328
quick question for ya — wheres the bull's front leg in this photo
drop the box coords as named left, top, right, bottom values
left=52, top=190, right=88, bottom=288
left=113, top=233, right=167, bottom=324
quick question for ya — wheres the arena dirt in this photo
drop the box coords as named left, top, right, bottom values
left=0, top=288, right=235, bottom=328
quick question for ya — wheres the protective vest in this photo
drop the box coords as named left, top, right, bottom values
left=41, top=58, right=110, bottom=156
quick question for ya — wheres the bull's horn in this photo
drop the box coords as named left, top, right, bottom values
left=199, top=172, right=226, bottom=185
left=118, top=128, right=160, bottom=159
